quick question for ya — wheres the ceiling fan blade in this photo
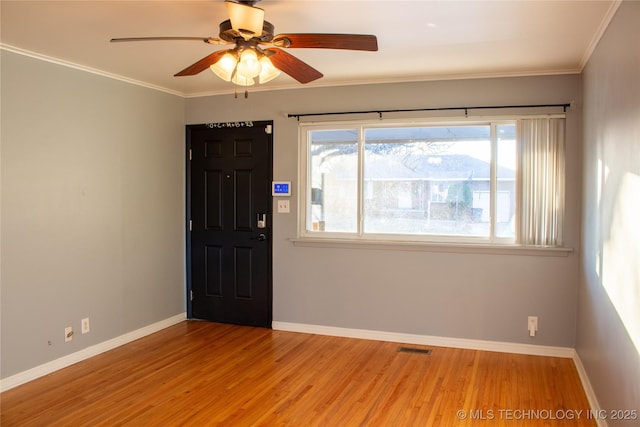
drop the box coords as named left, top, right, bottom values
left=272, top=34, right=378, bottom=51
left=266, top=48, right=323, bottom=84
left=110, top=37, right=227, bottom=45
left=175, top=50, right=229, bottom=76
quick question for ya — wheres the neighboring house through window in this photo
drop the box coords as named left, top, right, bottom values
left=300, top=117, right=565, bottom=247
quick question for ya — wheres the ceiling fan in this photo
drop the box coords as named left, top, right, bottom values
left=111, top=0, right=378, bottom=92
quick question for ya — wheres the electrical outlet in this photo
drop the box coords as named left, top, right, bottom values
left=528, top=316, right=538, bottom=337
left=65, top=326, right=74, bottom=342
left=81, top=317, right=90, bottom=334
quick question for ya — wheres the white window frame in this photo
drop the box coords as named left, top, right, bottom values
left=296, top=116, right=570, bottom=254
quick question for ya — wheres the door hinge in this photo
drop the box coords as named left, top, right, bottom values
left=189, top=149, right=192, bottom=161
left=265, top=124, right=272, bottom=134
left=190, top=290, right=193, bottom=301
left=189, top=220, right=193, bottom=231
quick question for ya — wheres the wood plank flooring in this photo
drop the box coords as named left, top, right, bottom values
left=1, top=321, right=596, bottom=426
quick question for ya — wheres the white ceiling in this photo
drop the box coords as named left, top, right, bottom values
left=0, top=0, right=619, bottom=97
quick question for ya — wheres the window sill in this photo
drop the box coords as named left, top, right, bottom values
left=290, top=238, right=573, bottom=257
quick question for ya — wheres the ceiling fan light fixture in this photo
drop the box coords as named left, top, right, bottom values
left=231, top=71, right=255, bottom=86
left=225, top=1, right=265, bottom=41
left=236, top=49, right=261, bottom=78
left=258, top=56, right=281, bottom=84
left=209, top=52, right=238, bottom=81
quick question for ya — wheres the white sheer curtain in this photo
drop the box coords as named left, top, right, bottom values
left=517, top=118, right=566, bottom=246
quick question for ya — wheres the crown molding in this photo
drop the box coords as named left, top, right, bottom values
left=2, top=42, right=586, bottom=101
left=578, top=0, right=623, bottom=71
left=1, top=43, right=185, bottom=97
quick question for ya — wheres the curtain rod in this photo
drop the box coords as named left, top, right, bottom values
left=288, top=103, right=571, bottom=120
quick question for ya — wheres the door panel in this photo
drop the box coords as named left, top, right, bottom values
left=234, top=169, right=253, bottom=230
left=205, top=170, right=223, bottom=230
left=205, top=245, right=223, bottom=296
left=187, top=122, right=273, bottom=327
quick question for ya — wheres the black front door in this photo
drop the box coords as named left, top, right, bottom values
left=187, top=121, right=273, bottom=327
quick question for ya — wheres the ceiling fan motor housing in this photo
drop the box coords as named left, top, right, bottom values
left=233, top=0, right=261, bottom=5
left=219, top=19, right=275, bottom=43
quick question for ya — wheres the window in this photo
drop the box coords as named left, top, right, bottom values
left=300, top=117, right=565, bottom=247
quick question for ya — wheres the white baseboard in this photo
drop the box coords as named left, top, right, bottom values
left=0, top=312, right=186, bottom=393
left=273, top=322, right=611, bottom=420
left=272, top=321, right=575, bottom=358
left=573, top=352, right=608, bottom=427
left=4, top=316, right=602, bottom=423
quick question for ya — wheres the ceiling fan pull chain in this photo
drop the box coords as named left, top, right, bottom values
left=232, top=89, right=250, bottom=99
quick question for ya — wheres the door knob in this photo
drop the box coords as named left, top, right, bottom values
left=251, top=233, right=267, bottom=241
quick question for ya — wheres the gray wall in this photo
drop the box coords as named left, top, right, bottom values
left=1, top=51, right=585, bottom=382
left=1, top=51, right=186, bottom=378
left=578, top=0, right=640, bottom=421
left=187, top=74, right=582, bottom=347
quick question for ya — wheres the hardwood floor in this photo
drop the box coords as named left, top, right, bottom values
left=1, top=321, right=596, bottom=426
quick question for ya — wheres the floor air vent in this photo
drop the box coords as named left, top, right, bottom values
left=397, top=346, right=432, bottom=355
